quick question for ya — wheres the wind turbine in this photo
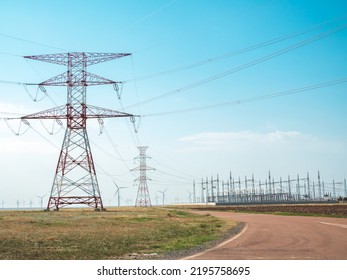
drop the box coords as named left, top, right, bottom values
left=158, top=188, right=168, bottom=206
left=154, top=194, right=160, bottom=206
left=36, top=194, right=47, bottom=209
left=126, top=198, right=132, bottom=206
left=113, top=181, right=127, bottom=207
left=187, top=191, right=192, bottom=203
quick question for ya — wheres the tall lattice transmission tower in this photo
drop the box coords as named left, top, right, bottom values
left=132, top=146, right=154, bottom=207
left=20, top=52, right=137, bottom=211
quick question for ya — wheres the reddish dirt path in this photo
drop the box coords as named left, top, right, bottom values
left=183, top=211, right=347, bottom=260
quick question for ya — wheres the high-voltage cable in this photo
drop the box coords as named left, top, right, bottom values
left=125, top=23, right=347, bottom=109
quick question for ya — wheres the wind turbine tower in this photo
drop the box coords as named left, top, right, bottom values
left=113, top=181, right=127, bottom=207
left=158, top=188, right=168, bottom=206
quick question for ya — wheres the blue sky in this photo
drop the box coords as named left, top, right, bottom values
left=0, top=0, right=346, bottom=207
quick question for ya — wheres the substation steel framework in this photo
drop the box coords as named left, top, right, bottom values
left=132, top=146, right=154, bottom=207
left=21, top=52, right=136, bottom=211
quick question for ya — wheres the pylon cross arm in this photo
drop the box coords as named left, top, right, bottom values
left=19, top=104, right=137, bottom=120
left=131, top=166, right=155, bottom=171
left=28, top=71, right=119, bottom=87
left=85, top=52, right=131, bottom=66
left=24, top=52, right=131, bottom=66
left=20, top=105, right=67, bottom=119
left=86, top=105, right=138, bottom=119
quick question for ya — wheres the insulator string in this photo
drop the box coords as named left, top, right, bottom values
left=3, top=118, right=30, bottom=136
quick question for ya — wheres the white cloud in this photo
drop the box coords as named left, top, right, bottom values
left=0, top=102, right=33, bottom=133
left=0, top=102, right=29, bottom=117
left=175, top=130, right=346, bottom=179
left=0, top=138, right=56, bottom=154
left=179, top=130, right=312, bottom=151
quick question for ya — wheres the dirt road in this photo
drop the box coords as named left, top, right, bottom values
left=183, top=211, right=347, bottom=260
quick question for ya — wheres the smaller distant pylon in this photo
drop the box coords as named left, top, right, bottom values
left=132, top=146, right=154, bottom=207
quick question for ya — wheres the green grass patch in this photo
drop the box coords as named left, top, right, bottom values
left=0, top=207, right=235, bottom=260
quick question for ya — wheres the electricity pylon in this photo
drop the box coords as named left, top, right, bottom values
left=132, top=146, right=154, bottom=207
left=21, top=52, right=137, bottom=211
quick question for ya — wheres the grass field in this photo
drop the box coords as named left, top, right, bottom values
left=0, top=207, right=236, bottom=260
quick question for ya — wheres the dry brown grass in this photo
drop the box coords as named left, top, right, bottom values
left=0, top=207, right=236, bottom=260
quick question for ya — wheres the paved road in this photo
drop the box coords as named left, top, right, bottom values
left=183, top=211, right=347, bottom=260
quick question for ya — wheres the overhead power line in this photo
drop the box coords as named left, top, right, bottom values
left=0, top=51, right=21, bottom=57
left=125, top=23, right=347, bottom=109
left=119, top=0, right=177, bottom=33
left=0, top=32, right=66, bottom=51
left=0, top=112, right=24, bottom=117
left=142, top=76, right=347, bottom=117
left=155, top=169, right=193, bottom=182
left=151, top=157, right=195, bottom=180
left=126, top=14, right=347, bottom=83
left=103, top=127, right=137, bottom=177
left=0, top=79, right=26, bottom=85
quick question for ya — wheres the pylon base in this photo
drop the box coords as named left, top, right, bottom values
left=47, top=196, right=104, bottom=210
